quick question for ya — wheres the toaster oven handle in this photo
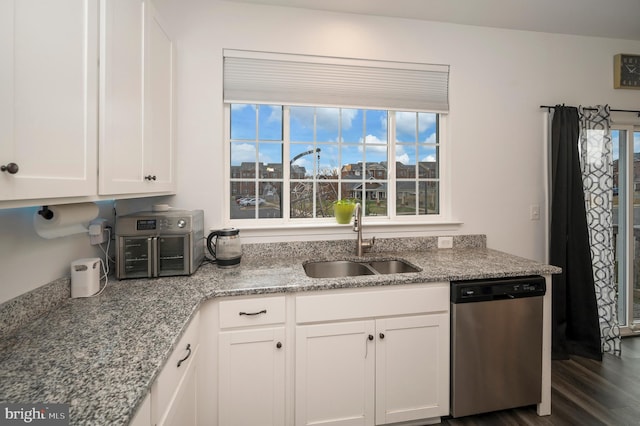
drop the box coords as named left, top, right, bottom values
left=148, top=237, right=156, bottom=277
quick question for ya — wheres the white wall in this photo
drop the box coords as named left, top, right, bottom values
left=0, top=202, right=114, bottom=303
left=157, top=0, right=640, bottom=262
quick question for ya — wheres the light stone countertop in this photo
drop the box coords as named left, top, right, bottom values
left=0, top=238, right=561, bottom=425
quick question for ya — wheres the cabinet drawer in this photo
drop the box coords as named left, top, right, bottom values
left=153, top=311, right=200, bottom=417
left=219, top=296, right=286, bottom=329
left=296, top=284, right=449, bottom=324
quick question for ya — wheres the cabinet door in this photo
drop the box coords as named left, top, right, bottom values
left=219, top=327, right=286, bottom=426
left=98, top=0, right=144, bottom=194
left=158, top=345, right=199, bottom=426
left=375, top=314, right=449, bottom=424
left=296, top=321, right=375, bottom=426
left=0, top=0, right=98, bottom=201
left=99, top=0, right=174, bottom=195
left=143, top=0, right=174, bottom=192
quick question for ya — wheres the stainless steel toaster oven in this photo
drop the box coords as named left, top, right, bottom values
left=115, top=210, right=204, bottom=279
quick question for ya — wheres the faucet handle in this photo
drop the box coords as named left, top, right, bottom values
left=362, top=236, right=376, bottom=253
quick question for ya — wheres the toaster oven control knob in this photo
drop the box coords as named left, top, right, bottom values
left=177, top=219, right=186, bottom=228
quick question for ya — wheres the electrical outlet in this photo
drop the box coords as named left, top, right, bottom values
left=530, top=204, right=540, bottom=221
left=89, top=218, right=108, bottom=245
left=438, top=236, right=453, bottom=249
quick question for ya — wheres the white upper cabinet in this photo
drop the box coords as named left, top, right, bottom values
left=99, top=0, right=175, bottom=195
left=0, top=0, right=98, bottom=201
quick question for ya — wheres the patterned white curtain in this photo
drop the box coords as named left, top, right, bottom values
left=578, top=105, right=621, bottom=355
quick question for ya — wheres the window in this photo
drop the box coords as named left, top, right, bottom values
left=223, top=50, right=449, bottom=225
left=612, top=126, right=640, bottom=332
left=228, top=104, right=442, bottom=222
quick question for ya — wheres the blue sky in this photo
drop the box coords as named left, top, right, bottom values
left=230, top=104, right=438, bottom=177
left=611, top=130, right=640, bottom=161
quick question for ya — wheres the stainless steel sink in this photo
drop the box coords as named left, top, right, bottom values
left=303, top=261, right=376, bottom=278
left=303, top=259, right=420, bottom=278
left=367, top=260, right=420, bottom=274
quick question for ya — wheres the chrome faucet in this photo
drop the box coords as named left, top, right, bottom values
left=353, top=202, right=375, bottom=256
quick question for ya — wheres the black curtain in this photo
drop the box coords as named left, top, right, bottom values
left=549, top=106, right=602, bottom=361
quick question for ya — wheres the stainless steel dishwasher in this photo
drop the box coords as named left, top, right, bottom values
left=450, top=275, right=546, bottom=418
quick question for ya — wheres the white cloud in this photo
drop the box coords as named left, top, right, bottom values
left=421, top=154, right=437, bottom=162
left=231, top=143, right=256, bottom=164
left=265, top=105, right=282, bottom=123
left=423, top=133, right=437, bottom=144
left=358, top=134, right=387, bottom=154
left=231, top=104, right=254, bottom=112
left=396, top=153, right=410, bottom=164
left=231, top=143, right=274, bottom=164
left=396, top=112, right=437, bottom=139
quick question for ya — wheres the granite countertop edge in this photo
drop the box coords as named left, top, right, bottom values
left=0, top=247, right=561, bottom=425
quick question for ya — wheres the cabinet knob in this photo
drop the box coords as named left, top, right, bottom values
left=276, top=342, right=282, bottom=349
left=368, top=334, right=374, bottom=341
left=379, top=333, right=385, bottom=340
left=144, top=175, right=157, bottom=181
left=1, top=163, right=19, bottom=174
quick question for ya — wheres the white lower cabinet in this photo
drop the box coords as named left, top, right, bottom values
left=146, top=284, right=449, bottom=426
left=295, top=284, right=450, bottom=426
left=217, top=296, right=288, bottom=426
left=151, top=312, right=200, bottom=426
left=295, top=320, right=375, bottom=426
left=219, top=327, right=286, bottom=425
left=375, top=314, right=449, bottom=424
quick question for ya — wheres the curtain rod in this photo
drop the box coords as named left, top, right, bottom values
left=540, top=105, right=640, bottom=116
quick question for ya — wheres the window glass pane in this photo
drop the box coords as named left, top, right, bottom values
left=419, top=181, right=439, bottom=214
left=230, top=142, right=256, bottom=179
left=365, top=148, right=388, bottom=179
left=258, top=182, right=282, bottom=218
left=317, top=182, right=339, bottom=218
left=258, top=105, right=283, bottom=140
left=231, top=104, right=256, bottom=140
left=259, top=143, right=283, bottom=178
left=396, top=181, right=416, bottom=215
left=341, top=146, right=362, bottom=176
left=316, top=107, right=339, bottom=142
left=396, top=146, right=416, bottom=179
left=365, top=110, right=388, bottom=142
left=418, top=146, right=438, bottom=178
left=290, top=106, right=315, bottom=142
left=290, top=144, right=317, bottom=179
left=341, top=109, right=362, bottom=143
left=290, top=181, right=313, bottom=218
left=230, top=182, right=255, bottom=219
left=365, top=181, right=387, bottom=217
left=318, top=144, right=339, bottom=179
left=418, top=112, right=437, bottom=143
left=396, top=111, right=417, bottom=143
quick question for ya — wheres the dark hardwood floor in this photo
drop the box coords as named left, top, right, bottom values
left=441, top=336, right=640, bottom=426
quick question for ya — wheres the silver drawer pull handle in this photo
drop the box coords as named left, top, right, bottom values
left=239, top=309, right=267, bottom=316
left=177, top=344, right=191, bottom=368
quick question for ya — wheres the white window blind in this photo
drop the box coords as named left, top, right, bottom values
left=223, top=49, right=449, bottom=113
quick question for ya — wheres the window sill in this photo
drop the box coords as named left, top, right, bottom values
left=219, top=219, right=463, bottom=242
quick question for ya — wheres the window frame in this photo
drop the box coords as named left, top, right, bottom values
left=224, top=103, right=452, bottom=228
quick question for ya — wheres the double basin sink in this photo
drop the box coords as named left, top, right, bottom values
left=304, top=259, right=421, bottom=278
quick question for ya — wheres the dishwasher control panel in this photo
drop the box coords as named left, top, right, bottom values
left=451, top=275, right=546, bottom=303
